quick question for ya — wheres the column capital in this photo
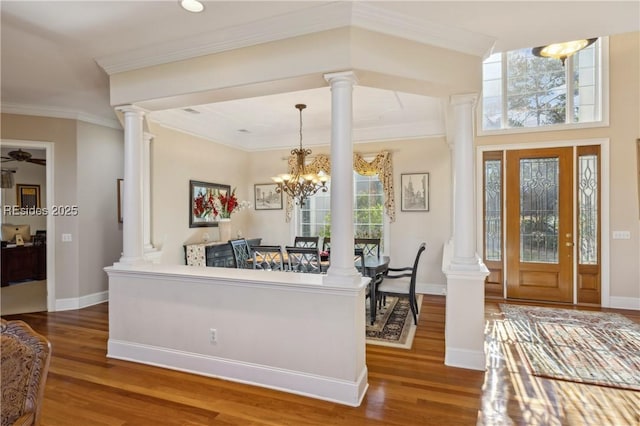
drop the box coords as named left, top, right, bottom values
left=143, top=132, right=155, bottom=143
left=450, top=93, right=478, bottom=107
left=115, top=104, right=146, bottom=116
left=324, top=70, right=358, bottom=86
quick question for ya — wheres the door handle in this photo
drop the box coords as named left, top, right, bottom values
left=565, top=242, right=574, bottom=247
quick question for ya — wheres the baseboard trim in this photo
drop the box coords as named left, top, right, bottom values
left=56, top=290, right=109, bottom=311
left=416, top=282, right=446, bottom=295
left=444, top=347, right=486, bottom=371
left=107, top=339, right=368, bottom=407
left=609, top=296, right=640, bottom=311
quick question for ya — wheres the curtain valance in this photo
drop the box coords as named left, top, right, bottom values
left=285, top=151, right=396, bottom=223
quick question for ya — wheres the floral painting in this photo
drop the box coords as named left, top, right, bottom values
left=189, top=180, right=230, bottom=228
left=189, top=180, right=251, bottom=228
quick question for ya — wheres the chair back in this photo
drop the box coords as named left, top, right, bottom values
left=322, top=237, right=331, bottom=252
left=354, top=238, right=381, bottom=257
left=354, top=248, right=365, bottom=274
left=229, top=238, right=252, bottom=269
left=251, top=245, right=285, bottom=271
left=1, top=319, right=51, bottom=426
left=385, top=242, right=426, bottom=294
left=293, top=236, right=320, bottom=248
left=285, top=246, right=322, bottom=273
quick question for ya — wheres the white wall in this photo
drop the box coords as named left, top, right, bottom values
left=77, top=121, right=124, bottom=296
left=149, top=123, right=253, bottom=265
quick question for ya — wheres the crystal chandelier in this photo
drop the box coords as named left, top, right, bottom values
left=272, top=104, right=329, bottom=206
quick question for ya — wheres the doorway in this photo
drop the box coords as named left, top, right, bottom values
left=481, top=143, right=603, bottom=305
left=1, top=140, right=55, bottom=313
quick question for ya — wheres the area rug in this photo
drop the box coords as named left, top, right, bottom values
left=365, top=295, right=422, bottom=349
left=495, top=304, right=640, bottom=391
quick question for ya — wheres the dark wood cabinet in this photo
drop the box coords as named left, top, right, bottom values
left=1, top=244, right=47, bottom=286
left=184, top=238, right=261, bottom=268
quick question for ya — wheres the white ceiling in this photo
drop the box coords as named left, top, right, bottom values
left=2, top=1, right=639, bottom=150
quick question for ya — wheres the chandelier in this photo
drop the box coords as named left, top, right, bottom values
left=272, top=104, right=329, bottom=206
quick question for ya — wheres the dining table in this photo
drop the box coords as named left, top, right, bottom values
left=358, top=255, right=390, bottom=325
left=250, top=248, right=389, bottom=324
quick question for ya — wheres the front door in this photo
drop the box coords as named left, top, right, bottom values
left=505, top=147, right=574, bottom=302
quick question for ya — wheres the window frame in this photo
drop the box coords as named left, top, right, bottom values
left=293, top=171, right=389, bottom=254
left=477, top=37, right=609, bottom=137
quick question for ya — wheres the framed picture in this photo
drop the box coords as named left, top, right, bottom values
left=401, top=173, right=429, bottom=212
left=117, top=179, right=124, bottom=223
left=16, top=184, right=40, bottom=208
left=189, top=180, right=231, bottom=228
left=254, top=183, right=283, bottom=210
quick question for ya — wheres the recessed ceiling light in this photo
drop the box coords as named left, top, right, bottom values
left=180, top=0, right=204, bottom=13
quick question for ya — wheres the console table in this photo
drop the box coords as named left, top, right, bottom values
left=1, top=243, right=46, bottom=286
left=184, top=238, right=261, bottom=268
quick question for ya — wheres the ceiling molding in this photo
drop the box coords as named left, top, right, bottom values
left=1, top=103, right=122, bottom=130
left=351, top=3, right=495, bottom=57
left=96, top=2, right=494, bottom=76
left=96, top=2, right=353, bottom=75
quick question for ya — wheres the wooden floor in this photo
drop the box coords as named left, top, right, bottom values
left=3, top=296, right=639, bottom=425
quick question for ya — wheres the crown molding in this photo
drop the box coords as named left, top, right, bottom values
left=1, top=103, right=122, bottom=130
left=96, top=2, right=353, bottom=75
left=351, top=3, right=494, bottom=57
left=96, top=2, right=494, bottom=75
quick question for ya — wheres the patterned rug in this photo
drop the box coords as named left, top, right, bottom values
left=365, top=295, right=422, bottom=349
left=495, top=304, right=640, bottom=391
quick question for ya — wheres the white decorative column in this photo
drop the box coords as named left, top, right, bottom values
left=143, top=132, right=155, bottom=252
left=323, top=71, right=360, bottom=285
left=443, top=94, right=488, bottom=371
left=116, top=105, right=146, bottom=265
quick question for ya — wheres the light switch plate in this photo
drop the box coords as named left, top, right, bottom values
left=61, top=233, right=72, bottom=242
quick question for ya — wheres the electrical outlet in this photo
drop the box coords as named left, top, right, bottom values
left=209, top=328, right=217, bottom=344
left=61, top=233, right=72, bottom=242
left=612, top=231, right=631, bottom=240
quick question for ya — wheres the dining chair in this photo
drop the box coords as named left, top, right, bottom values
left=251, top=245, right=286, bottom=271
left=377, top=242, right=426, bottom=325
left=354, top=237, right=381, bottom=257
left=322, top=236, right=331, bottom=252
left=293, top=236, right=320, bottom=248
left=285, top=246, right=322, bottom=273
left=229, top=238, right=252, bottom=269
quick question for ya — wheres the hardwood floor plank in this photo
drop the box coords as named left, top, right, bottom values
left=3, top=296, right=639, bottom=425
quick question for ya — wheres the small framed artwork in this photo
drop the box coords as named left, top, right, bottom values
left=16, top=184, right=40, bottom=208
left=189, top=180, right=231, bottom=228
left=401, top=173, right=429, bottom=212
left=254, top=183, right=283, bottom=210
left=117, top=179, right=124, bottom=223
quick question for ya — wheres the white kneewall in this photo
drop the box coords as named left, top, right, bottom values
left=105, top=264, right=369, bottom=406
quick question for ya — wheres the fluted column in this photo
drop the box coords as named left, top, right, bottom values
left=116, top=105, right=145, bottom=265
left=143, top=132, right=155, bottom=252
left=450, top=94, right=479, bottom=269
left=323, top=71, right=360, bottom=285
left=443, top=93, right=488, bottom=371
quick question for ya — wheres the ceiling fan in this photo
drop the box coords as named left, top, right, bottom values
left=1, top=149, right=46, bottom=166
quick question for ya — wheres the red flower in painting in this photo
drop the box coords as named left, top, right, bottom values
left=218, top=188, right=239, bottom=218
left=192, top=189, right=218, bottom=219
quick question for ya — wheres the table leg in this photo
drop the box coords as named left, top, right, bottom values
left=369, top=280, right=377, bottom=325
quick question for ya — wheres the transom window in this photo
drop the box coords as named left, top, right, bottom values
left=298, top=172, right=384, bottom=244
left=481, top=38, right=604, bottom=132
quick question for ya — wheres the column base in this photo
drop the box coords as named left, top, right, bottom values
left=323, top=267, right=364, bottom=286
